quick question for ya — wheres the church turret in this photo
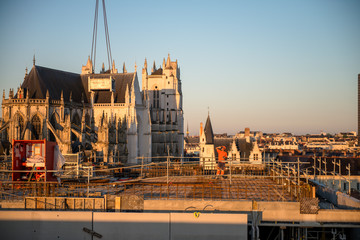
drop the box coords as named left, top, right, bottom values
left=123, top=62, right=127, bottom=73
left=151, top=61, right=157, bottom=73
left=166, top=54, right=171, bottom=68
left=9, top=89, right=14, bottom=99
left=81, top=56, right=93, bottom=74
left=111, top=60, right=118, bottom=73
left=142, top=58, right=148, bottom=75
left=17, top=87, right=24, bottom=99
left=101, top=62, right=105, bottom=73
left=186, top=122, right=189, bottom=137
left=142, top=58, right=148, bottom=91
left=162, top=58, right=165, bottom=69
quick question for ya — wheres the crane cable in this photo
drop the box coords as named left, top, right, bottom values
left=90, top=0, right=113, bottom=73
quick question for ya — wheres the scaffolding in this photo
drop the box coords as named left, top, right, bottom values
left=0, top=156, right=316, bottom=203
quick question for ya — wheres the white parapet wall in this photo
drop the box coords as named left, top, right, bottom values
left=0, top=211, right=248, bottom=240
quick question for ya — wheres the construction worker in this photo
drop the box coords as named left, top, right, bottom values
left=216, top=146, right=227, bottom=178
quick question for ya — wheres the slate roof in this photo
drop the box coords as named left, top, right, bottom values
left=204, top=115, right=214, bottom=144
left=234, top=138, right=254, bottom=159
left=151, top=68, right=163, bottom=75
left=21, top=65, right=86, bottom=103
left=184, top=136, right=200, bottom=144
left=19, top=65, right=135, bottom=104
left=81, top=73, right=135, bottom=103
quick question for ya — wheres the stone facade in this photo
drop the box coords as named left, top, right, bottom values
left=141, top=54, right=184, bottom=159
left=0, top=55, right=184, bottom=164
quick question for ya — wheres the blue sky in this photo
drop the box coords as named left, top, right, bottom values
left=0, top=0, right=359, bottom=135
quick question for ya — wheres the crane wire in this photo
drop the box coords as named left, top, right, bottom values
left=91, top=0, right=99, bottom=73
left=90, top=0, right=112, bottom=73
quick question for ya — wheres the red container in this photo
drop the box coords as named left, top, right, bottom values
left=12, top=139, right=57, bottom=182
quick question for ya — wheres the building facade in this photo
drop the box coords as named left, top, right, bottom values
left=142, top=54, right=184, bottom=159
left=0, top=55, right=183, bottom=164
left=199, top=115, right=216, bottom=170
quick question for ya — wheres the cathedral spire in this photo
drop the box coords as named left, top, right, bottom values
left=162, top=58, right=165, bottom=69
left=186, top=122, right=189, bottom=137
left=101, top=62, right=105, bottom=73
left=123, top=62, right=127, bottom=73
left=134, top=62, right=137, bottom=72
left=151, top=60, right=157, bottom=73
left=81, top=56, right=93, bottom=74
left=33, top=55, right=36, bottom=66
left=142, top=58, right=148, bottom=75
left=166, top=53, right=170, bottom=68
left=111, top=60, right=118, bottom=73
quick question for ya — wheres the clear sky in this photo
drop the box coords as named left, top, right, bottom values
left=0, top=0, right=359, bottom=135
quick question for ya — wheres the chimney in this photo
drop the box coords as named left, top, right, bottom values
left=245, top=127, right=250, bottom=137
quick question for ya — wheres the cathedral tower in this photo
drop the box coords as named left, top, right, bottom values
left=142, top=54, right=184, bottom=158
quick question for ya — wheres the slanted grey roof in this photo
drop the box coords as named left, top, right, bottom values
left=235, top=138, right=253, bottom=159
left=19, top=65, right=135, bottom=104
left=81, top=73, right=135, bottom=103
left=185, top=136, right=200, bottom=144
left=151, top=68, right=163, bottom=75
left=21, top=65, right=86, bottom=103
left=204, top=115, right=214, bottom=144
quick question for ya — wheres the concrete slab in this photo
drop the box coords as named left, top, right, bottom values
left=170, top=213, right=248, bottom=240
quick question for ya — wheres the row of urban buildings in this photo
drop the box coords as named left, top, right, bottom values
left=185, top=114, right=358, bottom=168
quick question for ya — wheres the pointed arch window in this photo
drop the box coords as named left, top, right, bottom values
left=31, top=115, right=41, bottom=140
left=50, top=113, right=59, bottom=129
left=72, top=113, right=81, bottom=127
left=153, top=86, right=159, bottom=108
left=15, top=114, right=25, bottom=139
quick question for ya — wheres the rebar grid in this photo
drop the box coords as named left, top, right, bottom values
left=0, top=175, right=311, bottom=202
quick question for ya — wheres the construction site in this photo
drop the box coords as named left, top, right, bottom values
left=0, top=151, right=359, bottom=240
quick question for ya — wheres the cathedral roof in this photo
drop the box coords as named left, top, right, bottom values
left=81, top=72, right=135, bottom=103
left=19, top=65, right=136, bottom=104
left=204, top=115, right=214, bottom=144
left=21, top=65, right=86, bottom=102
left=151, top=68, right=163, bottom=76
